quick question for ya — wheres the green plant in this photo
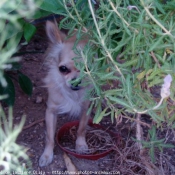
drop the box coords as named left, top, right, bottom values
left=0, top=64, right=33, bottom=106
left=37, top=0, right=175, bottom=123
left=0, top=0, right=35, bottom=173
left=0, top=0, right=68, bottom=106
left=0, top=0, right=40, bottom=106
left=35, top=0, right=175, bottom=161
left=0, top=107, right=31, bottom=173
left=133, top=126, right=174, bottom=162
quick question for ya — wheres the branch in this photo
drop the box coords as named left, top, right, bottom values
left=23, top=118, right=44, bottom=130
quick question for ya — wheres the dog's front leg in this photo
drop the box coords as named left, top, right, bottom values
left=39, top=107, right=57, bottom=167
left=75, top=105, right=90, bottom=153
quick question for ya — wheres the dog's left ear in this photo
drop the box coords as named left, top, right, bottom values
left=46, top=21, right=65, bottom=44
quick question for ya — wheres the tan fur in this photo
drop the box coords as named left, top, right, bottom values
left=39, top=21, right=90, bottom=167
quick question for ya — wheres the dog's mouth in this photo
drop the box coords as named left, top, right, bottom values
left=70, top=78, right=82, bottom=91
left=70, top=85, right=82, bottom=91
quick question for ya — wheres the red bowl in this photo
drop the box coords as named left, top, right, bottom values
left=56, top=119, right=120, bottom=160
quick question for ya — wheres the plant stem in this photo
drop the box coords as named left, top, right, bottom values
left=109, top=0, right=138, bottom=33
left=63, top=0, right=88, bottom=32
left=70, top=0, right=82, bottom=23
left=150, top=51, right=161, bottom=68
left=141, top=0, right=174, bottom=38
left=133, top=97, right=164, bottom=114
left=88, top=0, right=124, bottom=79
left=105, top=97, right=151, bottom=128
left=136, top=113, right=143, bottom=153
left=80, top=49, right=97, bottom=91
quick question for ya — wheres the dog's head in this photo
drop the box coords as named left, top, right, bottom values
left=46, top=21, right=87, bottom=91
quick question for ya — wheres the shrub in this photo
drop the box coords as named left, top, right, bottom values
left=0, top=0, right=35, bottom=173
left=36, top=0, right=175, bottom=159
left=36, top=0, right=175, bottom=125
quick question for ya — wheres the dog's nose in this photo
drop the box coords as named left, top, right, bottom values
left=71, top=78, right=82, bottom=91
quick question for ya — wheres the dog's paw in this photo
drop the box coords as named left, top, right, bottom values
left=39, top=152, right=53, bottom=167
left=75, top=137, right=88, bottom=153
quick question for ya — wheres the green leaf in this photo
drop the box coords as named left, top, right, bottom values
left=126, top=74, right=132, bottom=99
left=6, top=32, right=23, bottom=50
left=159, top=143, right=175, bottom=148
left=172, top=122, right=175, bottom=129
left=148, top=111, right=165, bottom=122
left=149, top=36, right=164, bottom=52
left=150, top=139, right=165, bottom=145
left=149, top=146, right=156, bottom=162
left=103, top=89, right=123, bottom=96
left=154, top=0, right=165, bottom=14
left=87, top=100, right=94, bottom=116
left=120, top=59, right=138, bottom=67
left=32, top=9, right=52, bottom=19
left=99, top=71, right=115, bottom=80
left=93, top=101, right=102, bottom=124
left=93, top=107, right=109, bottom=124
left=4, top=22, right=22, bottom=40
left=111, top=110, right=114, bottom=123
left=148, top=78, right=163, bottom=88
left=11, top=62, right=21, bottom=71
left=149, top=126, right=156, bottom=140
left=23, top=23, right=36, bottom=42
left=18, top=72, right=33, bottom=96
left=132, top=137, right=150, bottom=147
left=137, top=70, right=146, bottom=81
left=0, top=74, right=15, bottom=106
left=106, top=95, right=132, bottom=109
left=39, top=0, right=65, bottom=14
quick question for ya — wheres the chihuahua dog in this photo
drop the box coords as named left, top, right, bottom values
left=39, top=21, right=90, bottom=167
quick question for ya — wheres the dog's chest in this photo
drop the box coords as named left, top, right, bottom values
left=56, top=91, right=83, bottom=117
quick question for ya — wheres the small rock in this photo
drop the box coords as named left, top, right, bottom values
left=39, top=122, right=44, bottom=127
left=36, top=96, right=42, bottom=103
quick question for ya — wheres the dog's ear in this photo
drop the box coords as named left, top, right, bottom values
left=46, top=21, right=65, bottom=43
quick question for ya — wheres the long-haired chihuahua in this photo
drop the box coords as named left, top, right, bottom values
left=39, top=21, right=90, bottom=167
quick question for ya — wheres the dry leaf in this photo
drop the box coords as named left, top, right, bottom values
left=63, top=152, right=79, bottom=175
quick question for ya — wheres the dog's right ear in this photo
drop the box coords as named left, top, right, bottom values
left=46, top=21, right=65, bottom=44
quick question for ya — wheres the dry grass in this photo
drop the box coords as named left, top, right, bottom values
left=110, top=135, right=175, bottom=175
left=59, top=118, right=175, bottom=174
left=59, top=125, right=116, bottom=154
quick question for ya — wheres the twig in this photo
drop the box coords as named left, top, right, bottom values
left=150, top=51, right=161, bottom=68
left=145, top=73, right=151, bottom=93
left=136, top=113, right=143, bottom=154
left=140, top=156, right=159, bottom=175
left=23, top=118, right=44, bottom=130
left=121, top=114, right=151, bottom=128
left=159, top=154, right=165, bottom=175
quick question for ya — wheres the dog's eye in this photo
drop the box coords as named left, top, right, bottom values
left=59, top=66, right=70, bottom=74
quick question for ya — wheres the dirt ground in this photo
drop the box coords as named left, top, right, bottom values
left=9, top=25, right=175, bottom=175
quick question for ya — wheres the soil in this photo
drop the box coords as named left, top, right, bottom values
left=6, top=24, right=175, bottom=175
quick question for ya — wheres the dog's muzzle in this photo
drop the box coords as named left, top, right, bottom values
left=71, top=78, right=82, bottom=91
